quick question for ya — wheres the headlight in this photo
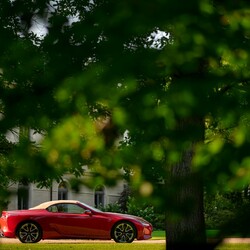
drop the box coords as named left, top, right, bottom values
left=140, top=221, right=150, bottom=227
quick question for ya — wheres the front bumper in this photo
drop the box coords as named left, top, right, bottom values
left=137, top=224, right=153, bottom=240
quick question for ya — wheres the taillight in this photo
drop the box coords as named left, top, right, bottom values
left=1, top=211, right=7, bottom=219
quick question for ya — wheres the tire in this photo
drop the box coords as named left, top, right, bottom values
left=112, top=221, right=136, bottom=243
left=16, top=222, right=42, bottom=243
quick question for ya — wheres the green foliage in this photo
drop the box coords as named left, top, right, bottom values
left=101, top=190, right=250, bottom=232
left=98, top=202, right=121, bottom=213
left=100, top=196, right=165, bottom=230
left=0, top=134, right=14, bottom=210
left=204, top=191, right=250, bottom=231
left=2, top=0, right=250, bottom=247
left=1, top=0, right=250, bottom=195
left=205, top=193, right=236, bottom=229
left=126, top=197, right=165, bottom=230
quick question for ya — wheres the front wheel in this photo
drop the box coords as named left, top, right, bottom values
left=16, top=222, right=42, bottom=243
left=112, top=221, right=136, bottom=243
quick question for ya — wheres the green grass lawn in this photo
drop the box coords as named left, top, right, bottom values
left=0, top=243, right=165, bottom=250
left=152, top=230, right=166, bottom=239
left=0, top=231, right=249, bottom=250
left=217, top=245, right=250, bottom=250
left=153, top=229, right=249, bottom=239
left=1, top=243, right=250, bottom=250
left=152, top=230, right=221, bottom=239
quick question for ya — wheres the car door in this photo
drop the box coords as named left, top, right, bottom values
left=49, top=203, right=111, bottom=239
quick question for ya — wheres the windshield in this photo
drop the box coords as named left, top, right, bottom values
left=79, top=201, right=102, bottom=212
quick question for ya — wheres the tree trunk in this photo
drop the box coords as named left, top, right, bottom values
left=166, top=146, right=207, bottom=250
left=165, top=117, right=221, bottom=250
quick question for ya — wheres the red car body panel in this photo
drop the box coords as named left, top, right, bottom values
left=0, top=200, right=153, bottom=242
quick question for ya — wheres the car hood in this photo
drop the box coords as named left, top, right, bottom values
left=104, top=212, right=151, bottom=224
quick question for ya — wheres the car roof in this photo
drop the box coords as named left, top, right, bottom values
left=30, top=200, right=80, bottom=210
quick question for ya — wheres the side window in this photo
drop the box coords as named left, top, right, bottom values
left=47, top=205, right=58, bottom=213
left=47, top=203, right=85, bottom=214
left=66, top=204, right=85, bottom=214
left=53, top=204, right=85, bottom=214
left=57, top=204, right=67, bottom=213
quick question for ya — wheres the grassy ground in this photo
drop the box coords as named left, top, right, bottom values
left=152, top=230, right=165, bottom=239
left=1, top=231, right=250, bottom=250
left=152, top=230, right=221, bottom=239
left=0, top=243, right=165, bottom=250
left=217, top=245, right=250, bottom=250
left=1, top=243, right=250, bottom=250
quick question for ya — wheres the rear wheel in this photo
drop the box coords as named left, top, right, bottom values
left=112, top=221, right=136, bottom=243
left=16, top=222, right=42, bottom=243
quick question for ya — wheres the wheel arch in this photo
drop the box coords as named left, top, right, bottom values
left=15, top=220, right=43, bottom=241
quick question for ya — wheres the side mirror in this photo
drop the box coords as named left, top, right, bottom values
left=84, top=210, right=92, bottom=216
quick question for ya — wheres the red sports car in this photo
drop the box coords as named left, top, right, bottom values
left=0, top=200, right=153, bottom=243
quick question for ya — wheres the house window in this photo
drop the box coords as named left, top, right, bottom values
left=58, top=181, right=68, bottom=200
left=18, top=183, right=29, bottom=210
left=95, top=185, right=105, bottom=208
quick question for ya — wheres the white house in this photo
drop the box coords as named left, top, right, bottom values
left=7, top=175, right=126, bottom=210
left=5, top=128, right=126, bottom=210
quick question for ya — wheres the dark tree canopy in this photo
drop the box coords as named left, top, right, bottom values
left=1, top=0, right=250, bottom=249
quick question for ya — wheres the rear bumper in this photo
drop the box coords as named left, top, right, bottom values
left=0, top=216, right=16, bottom=239
left=0, top=228, right=16, bottom=238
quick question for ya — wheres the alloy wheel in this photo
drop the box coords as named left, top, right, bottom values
left=17, top=222, right=41, bottom=243
left=113, top=222, right=136, bottom=243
